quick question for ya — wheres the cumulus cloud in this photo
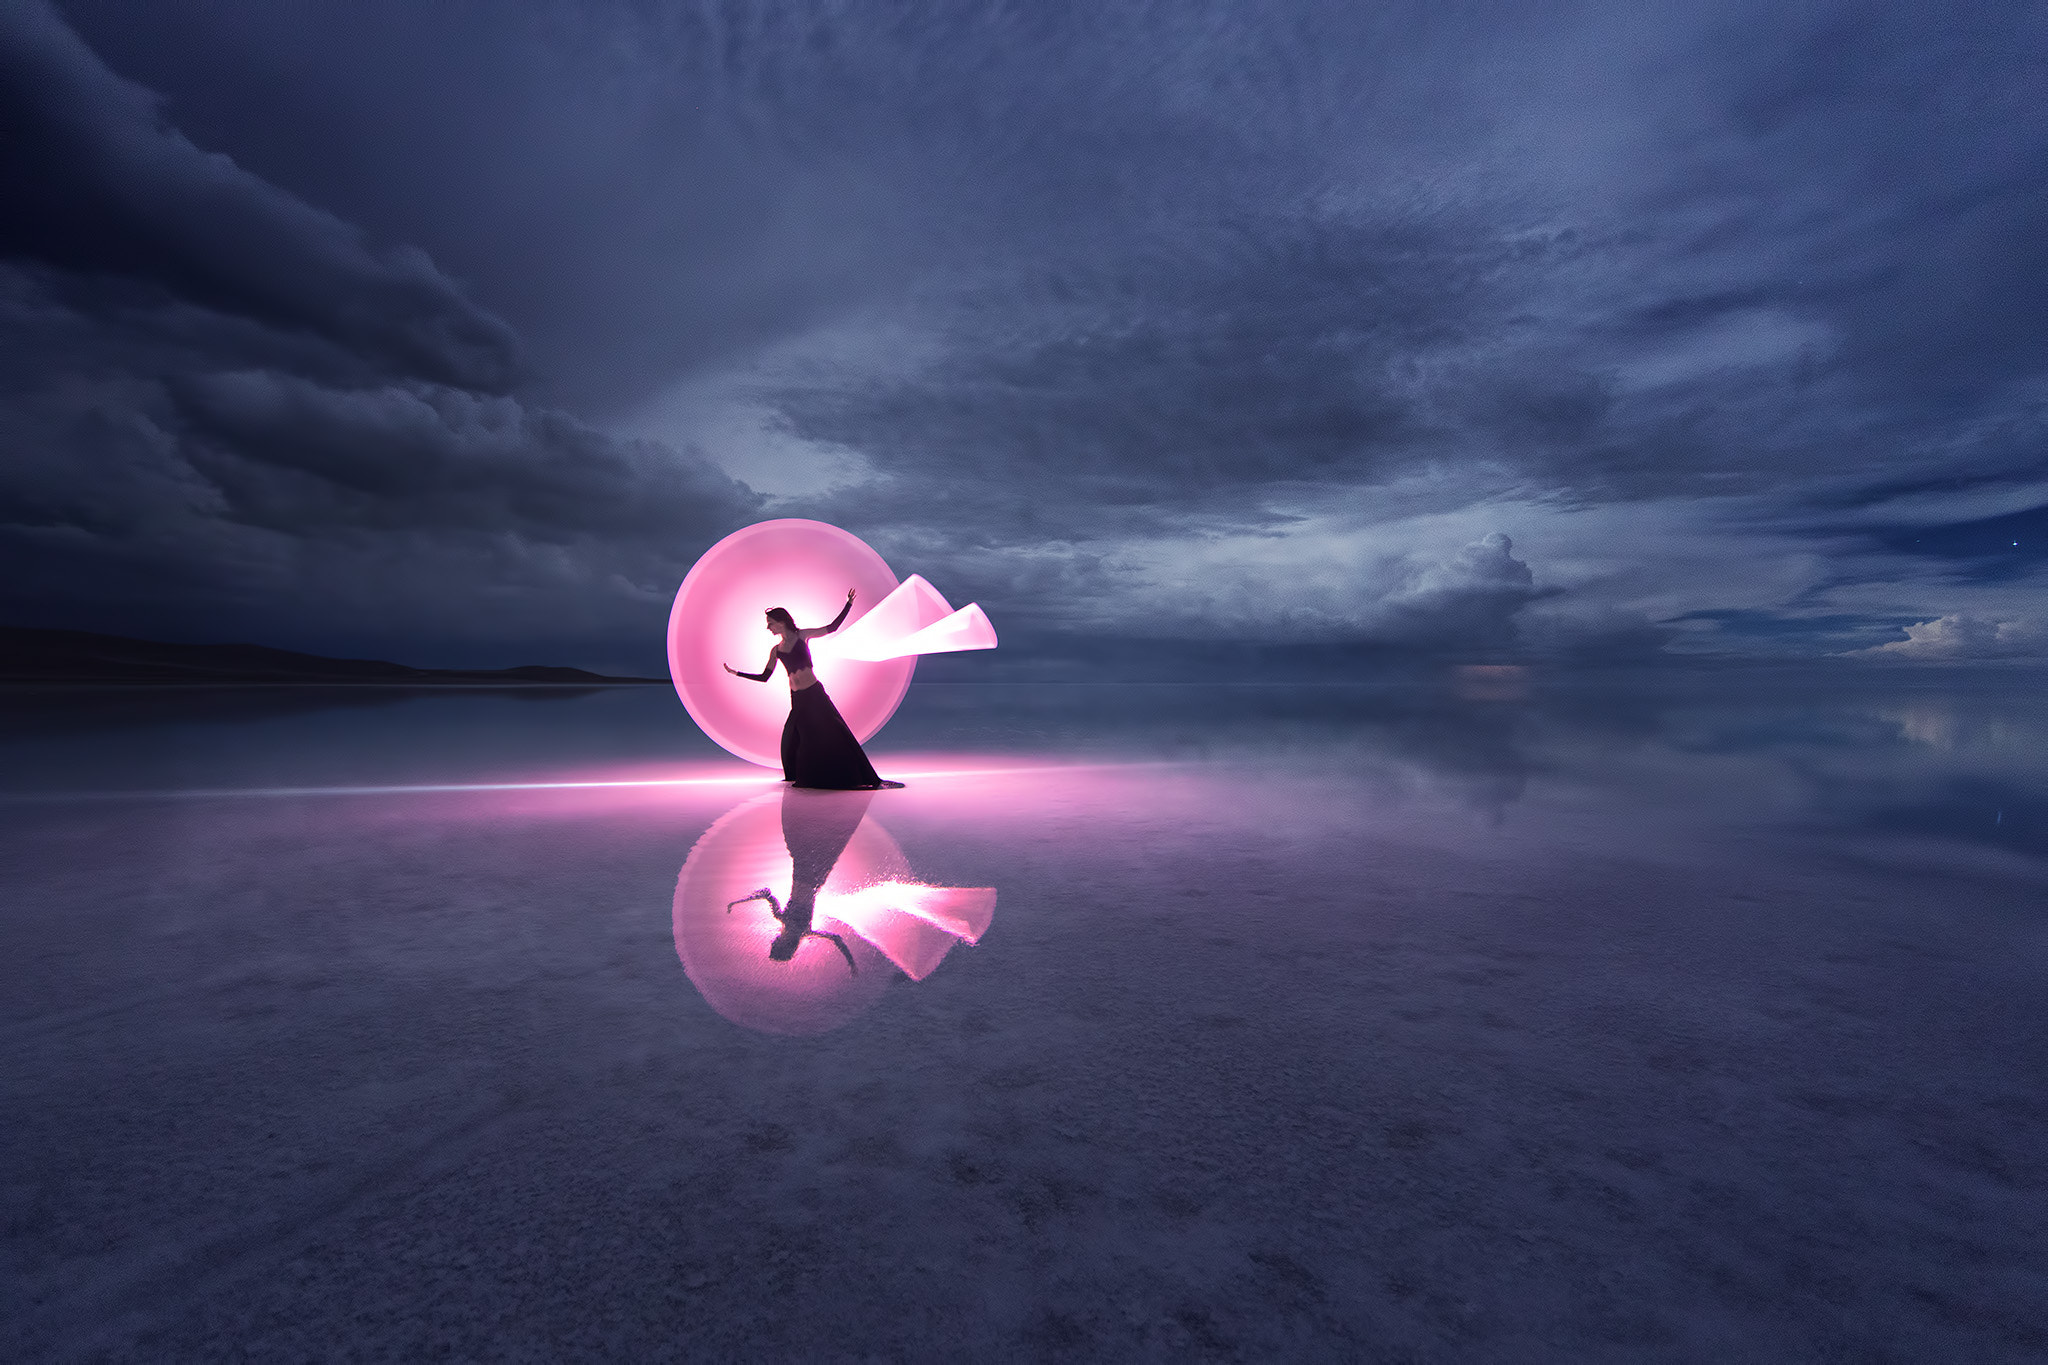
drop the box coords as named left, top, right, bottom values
left=1369, top=532, right=1542, bottom=650
left=1847, top=615, right=2047, bottom=661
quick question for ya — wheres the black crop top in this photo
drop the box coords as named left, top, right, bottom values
left=734, top=599, right=852, bottom=681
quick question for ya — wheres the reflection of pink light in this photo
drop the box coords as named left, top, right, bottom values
left=666, top=521, right=997, bottom=767
left=817, top=882, right=996, bottom=980
left=673, top=792, right=895, bottom=1034
left=672, top=790, right=997, bottom=1035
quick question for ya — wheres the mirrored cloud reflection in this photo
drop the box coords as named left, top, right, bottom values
left=673, top=787, right=996, bottom=1034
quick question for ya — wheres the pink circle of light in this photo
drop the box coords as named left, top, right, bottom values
left=672, top=791, right=905, bottom=1035
left=667, top=519, right=915, bottom=768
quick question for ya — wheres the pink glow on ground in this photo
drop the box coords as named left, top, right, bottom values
left=22, top=755, right=1173, bottom=806
left=672, top=788, right=997, bottom=1034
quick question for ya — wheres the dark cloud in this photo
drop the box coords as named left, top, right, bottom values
left=0, top=2, right=518, bottom=391
left=752, top=0, right=2044, bottom=550
left=0, top=288, right=760, bottom=665
left=3, top=0, right=2045, bottom=664
left=1708, top=4, right=2048, bottom=409
left=772, top=212, right=1516, bottom=537
left=0, top=3, right=758, bottom=669
left=170, top=371, right=753, bottom=541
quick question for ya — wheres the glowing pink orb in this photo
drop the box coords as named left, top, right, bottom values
left=667, top=519, right=915, bottom=768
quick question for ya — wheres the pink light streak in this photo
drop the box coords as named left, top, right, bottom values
left=826, top=575, right=999, bottom=663
left=818, top=881, right=996, bottom=980
left=1, top=757, right=1172, bottom=806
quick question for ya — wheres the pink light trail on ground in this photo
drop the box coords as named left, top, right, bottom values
left=13, top=757, right=1171, bottom=804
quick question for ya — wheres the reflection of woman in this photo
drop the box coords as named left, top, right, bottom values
left=725, top=788, right=876, bottom=973
left=727, top=888, right=856, bottom=972
left=724, top=590, right=890, bottom=789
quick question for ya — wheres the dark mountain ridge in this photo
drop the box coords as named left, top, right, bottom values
left=0, top=627, right=666, bottom=685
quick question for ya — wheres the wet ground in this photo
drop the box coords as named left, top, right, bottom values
left=3, top=669, right=2045, bottom=1361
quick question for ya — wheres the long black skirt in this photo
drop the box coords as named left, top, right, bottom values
left=781, top=683, right=884, bottom=789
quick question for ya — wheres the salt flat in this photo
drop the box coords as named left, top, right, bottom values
left=2, top=673, right=2044, bottom=1361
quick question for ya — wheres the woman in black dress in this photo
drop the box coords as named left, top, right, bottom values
left=724, top=589, right=892, bottom=789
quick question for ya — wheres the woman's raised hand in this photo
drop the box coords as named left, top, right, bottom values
left=722, top=663, right=736, bottom=675
left=846, top=587, right=857, bottom=604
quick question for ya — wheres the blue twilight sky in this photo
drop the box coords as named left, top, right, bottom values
left=1, top=0, right=2043, bottom=672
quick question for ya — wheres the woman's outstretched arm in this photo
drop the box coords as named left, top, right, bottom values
left=726, top=888, right=782, bottom=916
left=724, top=649, right=778, bottom=682
left=800, top=588, right=857, bottom=640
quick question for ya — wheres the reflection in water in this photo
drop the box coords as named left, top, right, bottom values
left=728, top=786, right=874, bottom=971
left=727, top=887, right=858, bottom=972
left=1452, top=663, right=1531, bottom=702
left=673, top=787, right=996, bottom=1034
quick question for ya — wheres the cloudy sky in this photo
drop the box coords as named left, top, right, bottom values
left=2, top=0, right=2043, bottom=671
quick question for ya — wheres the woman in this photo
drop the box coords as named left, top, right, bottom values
left=724, top=589, right=895, bottom=789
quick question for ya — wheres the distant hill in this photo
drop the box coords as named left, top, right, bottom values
left=0, top=628, right=667, bottom=686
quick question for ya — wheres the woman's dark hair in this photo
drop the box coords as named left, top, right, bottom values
left=765, top=607, right=796, bottom=629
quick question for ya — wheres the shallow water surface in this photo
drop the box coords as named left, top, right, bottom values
left=3, top=670, right=2044, bottom=1360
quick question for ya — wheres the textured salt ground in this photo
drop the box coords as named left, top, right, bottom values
left=3, top=686, right=2046, bottom=1361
